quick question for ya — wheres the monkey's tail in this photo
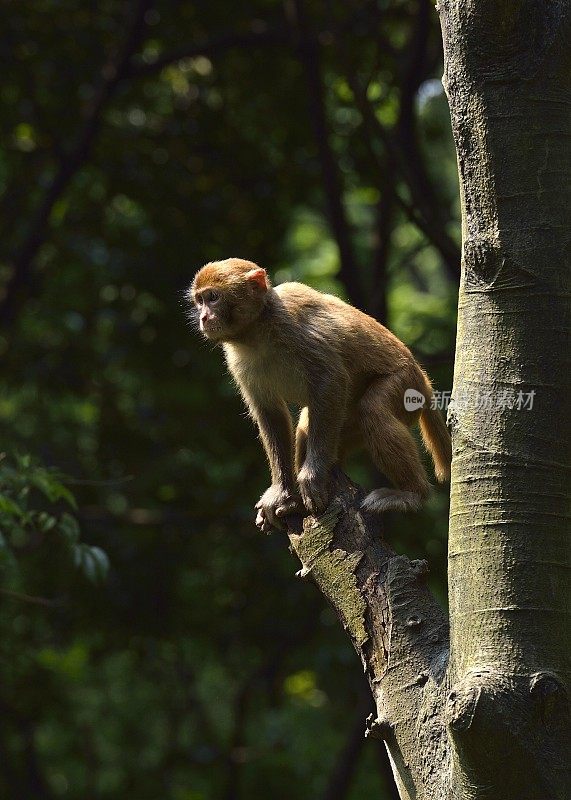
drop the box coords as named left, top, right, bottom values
left=419, top=393, right=452, bottom=483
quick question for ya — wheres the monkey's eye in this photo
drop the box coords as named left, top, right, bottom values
left=207, top=290, right=220, bottom=303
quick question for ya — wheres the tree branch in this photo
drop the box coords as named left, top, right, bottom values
left=126, top=27, right=289, bottom=79
left=346, top=71, right=460, bottom=281
left=368, top=181, right=395, bottom=323
left=397, top=0, right=460, bottom=280
left=283, top=469, right=450, bottom=796
left=287, top=0, right=364, bottom=308
left=0, top=0, right=152, bottom=328
left=0, top=588, right=64, bottom=607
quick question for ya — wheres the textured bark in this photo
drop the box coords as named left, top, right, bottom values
left=440, top=2, right=571, bottom=798
left=281, top=3, right=570, bottom=798
left=285, top=471, right=451, bottom=799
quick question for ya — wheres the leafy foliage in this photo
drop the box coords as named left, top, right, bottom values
left=0, top=453, right=109, bottom=593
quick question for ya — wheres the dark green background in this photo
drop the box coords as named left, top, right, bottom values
left=0, top=2, right=459, bottom=798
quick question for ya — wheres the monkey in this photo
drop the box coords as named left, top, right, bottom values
left=188, top=257, right=451, bottom=533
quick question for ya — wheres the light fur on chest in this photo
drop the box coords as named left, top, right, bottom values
left=224, top=342, right=307, bottom=405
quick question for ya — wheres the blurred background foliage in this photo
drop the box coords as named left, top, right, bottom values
left=0, top=1, right=459, bottom=798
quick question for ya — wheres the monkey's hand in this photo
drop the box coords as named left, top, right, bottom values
left=297, top=463, right=330, bottom=516
left=255, top=484, right=302, bottom=534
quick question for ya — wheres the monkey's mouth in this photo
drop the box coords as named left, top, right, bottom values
left=200, top=317, right=217, bottom=332
left=201, top=321, right=224, bottom=340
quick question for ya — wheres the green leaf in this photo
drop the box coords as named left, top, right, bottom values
left=85, top=546, right=110, bottom=583
left=0, top=494, right=23, bottom=517
left=17, top=454, right=32, bottom=469
left=27, top=468, right=78, bottom=508
left=73, top=543, right=110, bottom=583
left=36, top=511, right=57, bottom=532
left=55, top=484, right=78, bottom=509
left=58, top=512, right=80, bottom=544
left=29, top=472, right=62, bottom=502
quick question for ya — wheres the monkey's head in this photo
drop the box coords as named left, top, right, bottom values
left=189, top=258, right=271, bottom=342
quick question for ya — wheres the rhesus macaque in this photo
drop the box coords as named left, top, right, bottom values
left=189, top=258, right=451, bottom=532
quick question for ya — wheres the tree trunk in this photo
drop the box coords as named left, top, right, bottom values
left=441, top=1, right=570, bottom=797
left=282, top=3, right=570, bottom=798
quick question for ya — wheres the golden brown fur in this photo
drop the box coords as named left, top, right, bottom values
left=190, top=258, right=451, bottom=529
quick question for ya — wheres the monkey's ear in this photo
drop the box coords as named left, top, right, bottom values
left=245, top=268, right=269, bottom=290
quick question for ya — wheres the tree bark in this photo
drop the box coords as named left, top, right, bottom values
left=285, top=471, right=450, bottom=799
left=280, top=3, right=571, bottom=798
left=440, top=1, right=571, bottom=797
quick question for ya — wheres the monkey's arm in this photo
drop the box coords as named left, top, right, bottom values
left=245, top=396, right=301, bottom=532
left=298, top=361, right=349, bottom=514
left=251, top=399, right=295, bottom=488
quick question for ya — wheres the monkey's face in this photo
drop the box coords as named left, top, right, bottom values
left=189, top=259, right=270, bottom=342
left=193, top=287, right=225, bottom=339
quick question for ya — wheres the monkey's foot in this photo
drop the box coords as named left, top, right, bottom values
left=297, top=464, right=331, bottom=516
left=361, top=488, right=423, bottom=514
left=255, top=485, right=303, bottom=534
